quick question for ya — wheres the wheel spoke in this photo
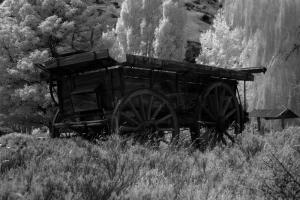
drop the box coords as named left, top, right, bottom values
left=219, top=88, right=226, bottom=111
left=203, top=105, right=217, bottom=121
left=139, top=95, right=146, bottom=120
left=112, top=89, right=179, bottom=146
left=197, top=120, right=216, bottom=125
left=214, top=87, right=219, bottom=112
left=120, top=112, right=139, bottom=125
left=208, top=95, right=217, bottom=115
left=147, top=95, right=154, bottom=120
left=152, top=103, right=165, bottom=120
left=224, top=131, right=235, bottom=143
left=156, top=114, right=172, bottom=125
left=128, top=100, right=143, bottom=123
left=220, top=134, right=227, bottom=145
left=210, top=132, right=218, bottom=147
left=222, top=96, right=233, bottom=115
left=225, top=108, right=237, bottom=119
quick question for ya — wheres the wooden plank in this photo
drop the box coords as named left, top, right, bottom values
left=125, top=54, right=254, bottom=81
left=46, top=49, right=110, bottom=69
left=122, top=66, right=238, bottom=85
left=71, top=93, right=99, bottom=112
left=235, top=67, right=267, bottom=74
left=74, top=71, right=104, bottom=86
left=54, top=119, right=108, bottom=128
left=62, top=98, right=73, bottom=115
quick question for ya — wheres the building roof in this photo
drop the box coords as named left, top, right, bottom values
left=249, top=108, right=299, bottom=119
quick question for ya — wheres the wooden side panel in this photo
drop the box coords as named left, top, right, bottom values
left=74, top=72, right=104, bottom=88
left=46, top=49, right=109, bottom=68
left=71, top=93, right=98, bottom=112
left=60, top=78, right=74, bottom=115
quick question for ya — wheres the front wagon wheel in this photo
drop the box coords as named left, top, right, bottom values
left=111, top=89, right=179, bottom=145
left=50, top=109, right=76, bottom=138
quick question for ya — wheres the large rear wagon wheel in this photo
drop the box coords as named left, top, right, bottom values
left=192, top=82, right=242, bottom=149
left=111, top=89, right=179, bottom=145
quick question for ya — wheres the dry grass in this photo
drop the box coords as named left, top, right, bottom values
left=0, top=127, right=299, bottom=200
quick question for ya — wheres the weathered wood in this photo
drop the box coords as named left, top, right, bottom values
left=54, top=119, right=108, bottom=128
left=43, top=50, right=118, bottom=75
left=281, top=119, right=285, bottom=129
left=74, top=71, right=104, bottom=87
left=125, top=54, right=255, bottom=81
left=40, top=50, right=267, bottom=141
left=71, top=93, right=98, bottom=112
left=196, top=82, right=242, bottom=146
left=249, top=108, right=299, bottom=119
left=257, top=117, right=261, bottom=131
left=46, top=49, right=109, bottom=68
left=111, top=88, right=179, bottom=144
left=236, top=67, right=267, bottom=74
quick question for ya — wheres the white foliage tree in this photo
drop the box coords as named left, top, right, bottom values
left=0, top=0, right=116, bottom=130
left=153, top=0, right=187, bottom=61
left=197, top=12, right=245, bottom=69
left=115, top=0, right=162, bottom=59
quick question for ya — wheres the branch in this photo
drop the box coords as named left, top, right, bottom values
left=90, top=28, right=94, bottom=49
left=2, top=41, right=15, bottom=63
left=285, top=43, right=300, bottom=61
left=270, top=153, right=300, bottom=188
left=47, top=35, right=59, bottom=57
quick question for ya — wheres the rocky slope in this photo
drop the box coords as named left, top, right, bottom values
left=184, top=0, right=221, bottom=41
left=107, top=0, right=221, bottom=42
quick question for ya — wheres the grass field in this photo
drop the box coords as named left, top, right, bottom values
left=0, top=127, right=299, bottom=200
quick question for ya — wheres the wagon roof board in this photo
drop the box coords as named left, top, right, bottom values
left=42, top=49, right=118, bottom=74
left=249, top=108, right=299, bottom=119
left=125, top=54, right=260, bottom=81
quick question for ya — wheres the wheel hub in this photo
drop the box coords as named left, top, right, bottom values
left=216, top=116, right=227, bottom=132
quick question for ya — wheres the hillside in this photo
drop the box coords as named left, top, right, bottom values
left=104, top=0, right=221, bottom=42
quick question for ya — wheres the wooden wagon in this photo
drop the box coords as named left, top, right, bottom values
left=36, top=49, right=266, bottom=147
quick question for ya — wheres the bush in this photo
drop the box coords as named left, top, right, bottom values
left=0, top=126, right=13, bottom=136
left=0, top=127, right=299, bottom=199
left=259, top=127, right=300, bottom=200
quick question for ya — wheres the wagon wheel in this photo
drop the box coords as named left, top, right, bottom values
left=50, top=109, right=77, bottom=138
left=81, top=122, right=110, bottom=142
left=193, top=82, right=242, bottom=149
left=111, top=89, right=179, bottom=145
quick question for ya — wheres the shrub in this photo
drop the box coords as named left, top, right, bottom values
left=0, top=126, right=13, bottom=136
left=0, top=127, right=299, bottom=199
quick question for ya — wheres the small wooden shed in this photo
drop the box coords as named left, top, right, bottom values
left=249, top=108, right=299, bottom=130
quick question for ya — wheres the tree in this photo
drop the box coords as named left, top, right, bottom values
left=0, top=0, right=117, bottom=131
left=115, top=0, right=187, bottom=61
left=197, top=11, right=245, bottom=69
left=224, top=0, right=300, bottom=118
left=115, top=0, right=163, bottom=59
left=153, top=0, right=187, bottom=61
